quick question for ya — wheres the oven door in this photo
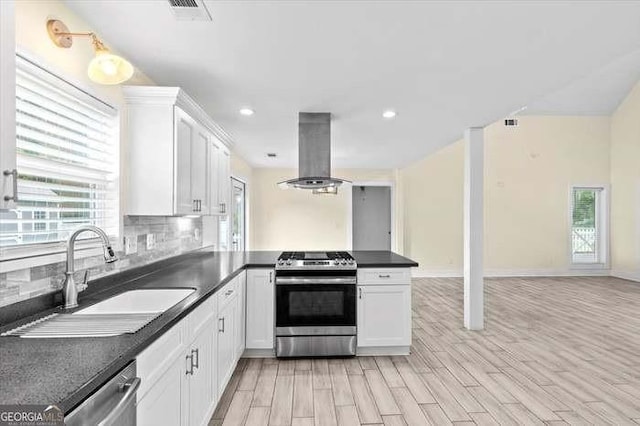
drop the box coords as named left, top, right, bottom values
left=276, top=282, right=356, bottom=336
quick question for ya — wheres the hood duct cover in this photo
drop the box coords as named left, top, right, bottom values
left=278, top=112, right=350, bottom=190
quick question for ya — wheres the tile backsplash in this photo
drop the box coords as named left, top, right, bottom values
left=0, top=216, right=203, bottom=308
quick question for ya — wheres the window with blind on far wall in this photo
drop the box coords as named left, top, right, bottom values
left=0, top=55, right=119, bottom=250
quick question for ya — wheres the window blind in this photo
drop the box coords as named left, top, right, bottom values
left=0, top=56, right=119, bottom=248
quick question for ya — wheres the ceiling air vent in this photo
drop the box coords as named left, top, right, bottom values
left=504, top=118, right=519, bottom=127
left=168, top=0, right=212, bottom=21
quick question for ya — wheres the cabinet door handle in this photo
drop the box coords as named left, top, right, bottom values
left=359, top=287, right=362, bottom=299
left=198, top=199, right=202, bottom=212
left=186, top=354, right=194, bottom=375
left=219, top=202, right=224, bottom=213
left=378, top=274, right=391, bottom=278
left=3, top=169, right=18, bottom=202
left=219, top=317, right=225, bottom=333
left=269, top=272, right=273, bottom=283
left=191, top=348, right=199, bottom=369
left=193, top=199, right=197, bottom=212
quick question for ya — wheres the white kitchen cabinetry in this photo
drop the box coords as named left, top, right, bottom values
left=356, top=268, right=412, bottom=354
left=216, top=290, right=237, bottom=396
left=137, top=355, right=185, bottom=426
left=245, top=269, right=275, bottom=351
left=218, top=147, right=231, bottom=215
left=209, top=139, right=231, bottom=215
left=0, top=0, right=16, bottom=210
left=235, top=271, right=246, bottom=359
left=137, top=293, right=219, bottom=426
left=185, top=324, right=214, bottom=426
left=123, top=86, right=232, bottom=216
left=175, top=107, right=209, bottom=215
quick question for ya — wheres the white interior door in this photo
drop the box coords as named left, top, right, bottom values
left=352, top=185, right=392, bottom=250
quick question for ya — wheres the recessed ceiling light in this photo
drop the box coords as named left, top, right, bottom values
left=239, top=108, right=254, bottom=116
left=382, top=110, right=396, bottom=119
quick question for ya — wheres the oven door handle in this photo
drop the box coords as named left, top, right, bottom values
left=275, top=277, right=357, bottom=285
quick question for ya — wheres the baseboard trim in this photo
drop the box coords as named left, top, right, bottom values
left=242, top=348, right=275, bottom=358
left=356, top=346, right=410, bottom=356
left=611, top=270, right=640, bottom=283
left=413, top=268, right=611, bottom=278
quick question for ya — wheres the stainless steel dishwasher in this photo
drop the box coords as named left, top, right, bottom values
left=65, top=361, right=140, bottom=426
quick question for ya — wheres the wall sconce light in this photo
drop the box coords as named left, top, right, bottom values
left=47, top=19, right=134, bottom=85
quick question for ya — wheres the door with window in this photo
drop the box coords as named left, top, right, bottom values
left=231, top=178, right=245, bottom=252
left=571, top=186, right=607, bottom=265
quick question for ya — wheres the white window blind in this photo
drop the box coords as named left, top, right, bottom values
left=0, top=56, right=119, bottom=248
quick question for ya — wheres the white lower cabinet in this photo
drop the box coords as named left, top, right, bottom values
left=137, top=355, right=185, bottom=426
left=357, top=284, right=411, bottom=347
left=185, top=324, right=214, bottom=426
left=245, top=269, right=275, bottom=349
left=137, top=277, right=244, bottom=426
left=235, top=272, right=246, bottom=359
left=216, top=292, right=237, bottom=396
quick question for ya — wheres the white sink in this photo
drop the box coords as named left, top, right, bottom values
left=74, top=288, right=195, bottom=315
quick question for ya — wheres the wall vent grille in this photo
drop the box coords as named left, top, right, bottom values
left=167, top=0, right=212, bottom=21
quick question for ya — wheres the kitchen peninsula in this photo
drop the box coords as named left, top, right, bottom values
left=0, top=249, right=417, bottom=423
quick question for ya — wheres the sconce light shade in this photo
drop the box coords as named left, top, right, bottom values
left=88, top=49, right=134, bottom=85
left=47, top=19, right=134, bottom=85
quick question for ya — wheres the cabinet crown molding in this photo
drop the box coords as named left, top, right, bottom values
left=122, top=85, right=234, bottom=148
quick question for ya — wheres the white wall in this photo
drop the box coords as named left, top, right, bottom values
left=610, top=81, right=640, bottom=280
left=401, top=116, right=612, bottom=276
left=250, top=168, right=395, bottom=251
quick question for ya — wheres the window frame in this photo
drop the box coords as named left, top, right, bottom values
left=568, top=184, right=609, bottom=270
left=0, top=52, right=121, bottom=272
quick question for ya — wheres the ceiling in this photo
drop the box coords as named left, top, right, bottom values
left=64, top=1, right=640, bottom=169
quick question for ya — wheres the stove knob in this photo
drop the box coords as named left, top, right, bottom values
left=347, top=259, right=355, bottom=264
left=334, top=260, right=340, bottom=265
left=286, top=259, right=292, bottom=265
left=340, top=260, right=347, bottom=265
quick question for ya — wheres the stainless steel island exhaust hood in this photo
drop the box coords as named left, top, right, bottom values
left=278, top=112, right=350, bottom=191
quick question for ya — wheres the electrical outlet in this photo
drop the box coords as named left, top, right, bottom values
left=146, top=234, right=156, bottom=250
left=194, top=228, right=201, bottom=241
left=123, top=236, right=137, bottom=255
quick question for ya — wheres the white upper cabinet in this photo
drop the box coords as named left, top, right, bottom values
left=208, top=137, right=230, bottom=216
left=0, top=0, right=16, bottom=210
left=218, top=148, right=231, bottom=215
left=123, top=86, right=232, bottom=216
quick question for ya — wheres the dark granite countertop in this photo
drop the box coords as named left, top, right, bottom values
left=350, top=251, right=419, bottom=267
left=0, top=249, right=416, bottom=414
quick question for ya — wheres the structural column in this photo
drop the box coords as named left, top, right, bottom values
left=464, top=127, right=484, bottom=330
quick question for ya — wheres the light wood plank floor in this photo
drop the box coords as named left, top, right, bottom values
left=211, top=276, right=640, bottom=425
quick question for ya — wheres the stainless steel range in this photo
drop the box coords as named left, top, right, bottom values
left=275, top=251, right=357, bottom=357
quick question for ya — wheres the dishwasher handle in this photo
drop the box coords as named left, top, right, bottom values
left=97, top=377, right=141, bottom=426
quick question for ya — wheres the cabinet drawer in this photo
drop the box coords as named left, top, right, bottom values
left=218, top=277, right=239, bottom=310
left=137, top=321, right=185, bottom=400
left=357, top=268, right=411, bottom=285
left=187, top=293, right=217, bottom=341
